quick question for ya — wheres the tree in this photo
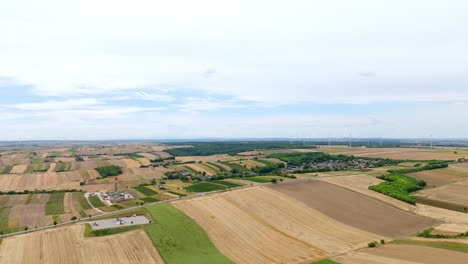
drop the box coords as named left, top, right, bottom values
left=53, top=220, right=57, bottom=226
left=271, top=179, right=277, bottom=184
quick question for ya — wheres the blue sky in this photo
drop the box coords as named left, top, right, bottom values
left=0, top=0, right=467, bottom=140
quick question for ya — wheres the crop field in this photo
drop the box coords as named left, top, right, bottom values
left=54, top=162, right=72, bottom=172
left=88, top=195, right=105, bottom=208
left=10, top=165, right=28, bottom=174
left=9, top=203, right=51, bottom=228
left=269, top=180, right=439, bottom=238
left=0, top=207, right=11, bottom=230
left=184, top=182, right=227, bottom=192
left=211, top=180, right=242, bottom=188
left=174, top=187, right=382, bottom=263
left=334, top=244, right=468, bottom=264
left=408, top=169, right=466, bottom=187
left=0, top=165, right=12, bottom=174
left=0, top=224, right=165, bottom=263
left=28, top=162, right=50, bottom=173
left=145, top=203, right=233, bottom=264
left=231, top=159, right=265, bottom=169
left=175, top=154, right=238, bottom=163
left=45, top=192, right=65, bottom=215
left=416, top=179, right=468, bottom=207
left=136, top=158, right=151, bottom=166
left=0, top=172, right=82, bottom=191
left=314, top=146, right=468, bottom=161
left=317, top=174, right=415, bottom=212
left=234, top=176, right=285, bottom=183
left=134, top=185, right=158, bottom=196
left=121, top=159, right=142, bottom=168
left=184, top=163, right=217, bottom=176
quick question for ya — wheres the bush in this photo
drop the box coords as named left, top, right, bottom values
left=71, top=216, right=77, bottom=221
left=369, top=173, right=426, bottom=204
left=380, top=239, right=385, bottom=244
left=368, top=241, right=377, bottom=248
left=271, top=179, right=278, bottom=184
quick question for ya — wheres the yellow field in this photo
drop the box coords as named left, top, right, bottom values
left=10, top=165, right=28, bottom=174
left=175, top=154, right=238, bottom=163
left=0, top=225, right=164, bottom=264
left=0, top=172, right=82, bottom=191
left=121, top=159, right=142, bottom=168
left=173, top=187, right=381, bottom=263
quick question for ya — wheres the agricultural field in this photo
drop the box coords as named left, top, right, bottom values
left=416, top=179, right=468, bottom=209
left=88, top=195, right=105, bottom=208
left=184, top=182, right=227, bottom=193
left=173, top=187, right=382, bottom=263
left=316, top=146, right=468, bottom=161
left=0, top=225, right=165, bottom=264
left=134, top=185, right=158, bottom=196
left=145, top=203, right=233, bottom=264
left=269, top=180, right=438, bottom=238
left=0, top=172, right=82, bottom=191
left=408, top=168, right=468, bottom=187
left=233, top=176, right=286, bottom=183
left=45, top=192, right=65, bottom=215
left=333, top=244, right=468, bottom=264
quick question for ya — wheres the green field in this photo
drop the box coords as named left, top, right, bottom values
left=45, top=192, right=65, bottom=215
left=0, top=207, right=11, bottom=230
left=78, top=192, right=92, bottom=210
left=392, top=239, right=468, bottom=253
left=88, top=195, right=105, bottom=208
left=55, top=162, right=72, bottom=172
left=234, top=176, right=284, bottom=183
left=219, top=161, right=250, bottom=173
left=184, top=182, right=227, bottom=193
left=134, top=186, right=158, bottom=196
left=145, top=203, right=233, bottom=264
left=206, top=162, right=227, bottom=172
left=211, top=180, right=242, bottom=188
left=0, top=166, right=12, bottom=174
left=95, top=165, right=123, bottom=178
left=140, top=197, right=159, bottom=203
left=311, top=260, right=339, bottom=264
left=29, top=162, right=50, bottom=173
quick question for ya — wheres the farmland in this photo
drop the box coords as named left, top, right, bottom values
left=1, top=142, right=468, bottom=263
left=173, top=187, right=381, bottom=263
left=0, top=225, right=165, bottom=263
left=145, top=203, right=233, bottom=264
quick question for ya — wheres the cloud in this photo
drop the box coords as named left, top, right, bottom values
left=3, top=98, right=103, bottom=111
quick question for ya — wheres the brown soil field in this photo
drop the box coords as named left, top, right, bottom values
left=0, top=172, right=82, bottom=191
left=317, top=175, right=414, bottom=212
left=334, top=244, right=468, bottom=264
left=416, top=179, right=468, bottom=206
left=175, top=154, right=238, bottom=163
left=0, top=224, right=164, bottom=264
left=415, top=204, right=468, bottom=224
left=449, top=162, right=468, bottom=173
left=10, top=165, right=28, bottom=174
left=269, top=180, right=438, bottom=238
left=174, top=187, right=381, bottom=264
left=46, top=163, right=56, bottom=173
left=408, top=169, right=465, bottom=187
left=54, top=157, right=75, bottom=163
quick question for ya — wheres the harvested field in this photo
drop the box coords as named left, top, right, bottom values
left=184, top=163, right=216, bottom=176
left=269, top=180, right=438, bottom=238
left=0, top=224, right=165, bottom=264
left=86, top=170, right=100, bottom=180
left=316, top=146, right=468, bottom=161
left=449, top=162, right=468, bottom=173
left=136, top=158, right=151, bottom=166
left=46, top=163, right=56, bottom=172
left=9, top=203, right=51, bottom=228
left=0, top=172, right=82, bottom=191
left=10, top=165, right=28, bottom=174
left=416, top=179, right=468, bottom=207
left=408, top=169, right=465, bottom=187
left=175, top=154, right=238, bottom=163
left=317, top=174, right=414, bottom=212
left=174, top=187, right=382, bottom=264
left=121, top=159, right=141, bottom=168
left=81, top=183, right=113, bottom=192
left=334, top=244, right=468, bottom=264
left=415, top=204, right=468, bottom=224
left=232, top=159, right=265, bottom=169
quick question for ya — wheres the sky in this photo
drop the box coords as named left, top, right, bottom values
left=0, top=0, right=467, bottom=140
